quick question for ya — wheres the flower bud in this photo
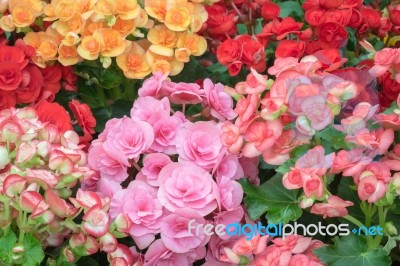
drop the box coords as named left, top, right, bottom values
left=299, top=197, right=314, bottom=209
left=0, top=146, right=10, bottom=170
left=114, top=213, right=132, bottom=233
left=386, top=222, right=398, bottom=235
left=20, top=191, right=43, bottom=212
left=3, top=174, right=27, bottom=198
left=100, top=232, right=118, bottom=253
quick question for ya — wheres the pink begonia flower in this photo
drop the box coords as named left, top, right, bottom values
left=301, top=95, right=333, bottom=131
left=352, top=102, right=379, bottom=120
left=144, top=239, right=206, bottom=266
left=88, top=143, right=129, bottom=182
left=310, top=195, right=354, bottom=218
left=97, top=177, right=122, bottom=198
left=382, top=143, right=400, bottom=170
left=176, top=121, right=226, bottom=171
left=203, top=79, right=237, bottom=121
left=330, top=149, right=372, bottom=177
left=335, top=116, right=366, bottom=135
left=164, top=81, right=204, bottom=104
left=287, top=83, right=319, bottom=116
left=347, top=128, right=394, bottom=156
left=130, top=96, right=170, bottom=125
left=304, top=240, right=325, bottom=262
left=82, top=204, right=110, bottom=238
left=221, top=121, right=244, bottom=154
left=215, top=154, right=244, bottom=180
left=272, top=235, right=312, bottom=254
left=213, top=207, right=244, bottom=240
left=157, top=162, right=219, bottom=216
left=138, top=71, right=169, bottom=98
left=268, top=57, right=299, bottom=77
left=160, top=208, right=209, bottom=253
left=289, top=254, right=325, bottom=266
left=107, top=244, right=135, bottom=266
left=234, top=94, right=259, bottom=131
left=358, top=172, right=387, bottom=203
left=150, top=114, right=182, bottom=154
left=303, top=175, right=324, bottom=198
left=103, top=117, right=154, bottom=161
left=283, top=169, right=305, bottom=190
left=363, top=162, right=391, bottom=183
left=232, top=234, right=269, bottom=256
left=263, top=129, right=299, bottom=165
left=295, top=146, right=334, bottom=176
left=242, top=119, right=283, bottom=158
left=109, top=180, right=164, bottom=249
left=251, top=246, right=292, bottom=266
left=140, top=153, right=172, bottom=187
left=240, top=68, right=268, bottom=94
left=260, top=96, right=287, bottom=121
left=217, top=175, right=243, bottom=211
left=205, top=235, right=240, bottom=265
left=239, top=156, right=260, bottom=185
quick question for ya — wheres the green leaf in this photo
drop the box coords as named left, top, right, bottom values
left=383, top=235, right=400, bottom=255
left=0, top=229, right=17, bottom=265
left=314, top=235, right=391, bottom=266
left=315, top=125, right=353, bottom=150
left=23, top=233, right=45, bottom=266
left=239, top=174, right=302, bottom=224
left=170, top=57, right=210, bottom=83
left=92, top=99, right=132, bottom=132
left=279, top=1, right=304, bottom=18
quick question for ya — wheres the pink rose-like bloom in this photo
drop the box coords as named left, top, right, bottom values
left=295, top=146, right=334, bottom=176
left=289, top=254, right=324, bottom=266
left=358, top=172, right=387, bottom=203
left=176, top=121, right=226, bottom=170
left=150, top=114, right=182, bottom=154
left=234, top=94, right=259, bottom=130
left=232, top=234, right=269, bottom=256
left=205, top=235, right=240, bottom=264
left=310, top=195, right=354, bottom=218
left=215, top=154, right=244, bottom=180
left=130, top=97, right=170, bottom=125
left=217, top=175, right=243, bottom=211
left=138, top=72, right=169, bottom=98
left=144, top=239, right=206, bottom=266
left=301, top=96, right=333, bottom=131
left=330, top=148, right=372, bottom=176
left=165, top=81, right=204, bottom=104
left=263, top=129, right=298, bottom=165
left=83, top=205, right=110, bottom=237
left=161, top=208, right=209, bottom=253
left=239, top=156, right=260, bottom=185
left=303, top=175, right=324, bottom=198
left=203, top=79, right=237, bottom=121
left=158, top=162, right=219, bottom=216
left=141, top=153, right=172, bottom=187
left=272, top=235, right=312, bottom=254
left=243, top=120, right=283, bottom=158
left=364, top=162, right=391, bottom=183
left=88, top=143, right=129, bottom=183
left=109, top=181, right=164, bottom=249
left=251, top=246, right=292, bottom=266
left=283, top=169, right=305, bottom=190
left=221, top=121, right=244, bottom=154
left=103, top=117, right=154, bottom=161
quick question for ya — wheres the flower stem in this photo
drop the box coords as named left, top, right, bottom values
left=371, top=206, right=386, bottom=249
left=343, top=215, right=364, bottom=228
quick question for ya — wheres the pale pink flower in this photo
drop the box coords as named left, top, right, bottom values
left=82, top=205, right=110, bottom=237
left=239, top=157, right=260, bottom=185
left=232, top=234, right=268, bottom=256
left=215, top=154, right=244, bottom=180
left=283, top=169, right=305, bottom=190
left=268, top=57, right=299, bottom=77
left=251, top=246, right=292, bottom=266
left=205, top=235, right=240, bottom=264
left=88, top=144, right=129, bottom=182
left=144, top=239, right=206, bottom=266
left=301, top=95, right=333, bottom=131
left=157, top=162, right=219, bottom=216
left=330, top=149, right=371, bottom=177
left=103, top=117, right=154, bottom=161
left=263, top=129, right=298, bottom=165
left=310, top=195, right=354, bottom=218
left=272, top=235, right=312, bottom=254
left=176, top=121, right=226, bottom=170
left=130, top=97, right=170, bottom=125
left=234, top=94, right=259, bottom=130
left=303, top=175, right=324, bottom=198
left=217, top=175, right=243, bottom=211
left=141, top=153, right=172, bottom=187
left=242, top=120, right=283, bottom=157
left=150, top=114, right=182, bottom=154
left=364, top=162, right=391, bottom=183
left=295, top=146, right=334, bottom=176
left=138, top=72, right=169, bottom=98
left=109, top=181, right=164, bottom=249
left=203, top=79, right=237, bottom=121
left=161, top=208, right=209, bottom=253
left=221, top=121, right=244, bottom=154
left=289, top=254, right=324, bottom=266
left=165, top=82, right=204, bottom=104
left=213, top=207, right=244, bottom=240
left=358, top=172, right=387, bottom=203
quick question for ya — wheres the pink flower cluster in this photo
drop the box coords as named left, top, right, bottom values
left=369, top=47, right=400, bottom=83
left=85, top=76, right=265, bottom=265
left=221, top=55, right=400, bottom=219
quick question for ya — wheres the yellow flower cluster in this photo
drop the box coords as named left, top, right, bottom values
left=0, top=0, right=209, bottom=79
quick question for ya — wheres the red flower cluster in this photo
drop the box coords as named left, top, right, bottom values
left=0, top=40, right=77, bottom=110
